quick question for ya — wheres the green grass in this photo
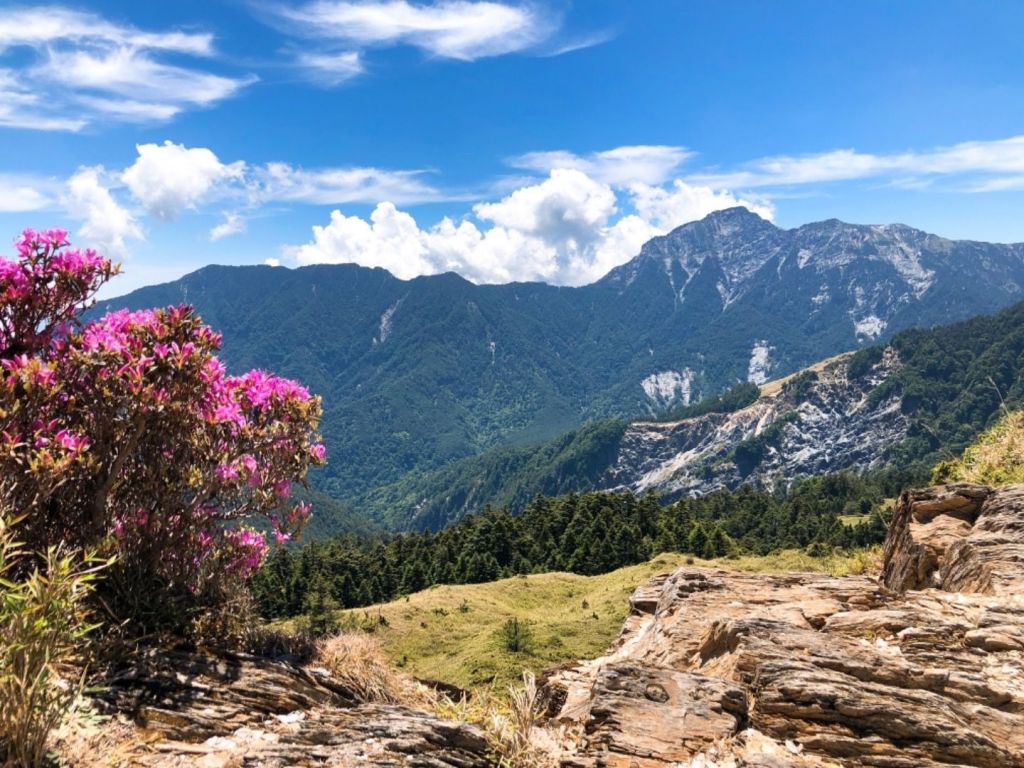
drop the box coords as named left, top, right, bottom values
left=283, top=548, right=880, bottom=693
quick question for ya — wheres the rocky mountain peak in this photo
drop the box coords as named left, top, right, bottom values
left=605, top=206, right=785, bottom=298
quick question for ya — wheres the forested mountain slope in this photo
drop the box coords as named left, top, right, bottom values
left=382, top=299, right=1024, bottom=529
left=103, top=208, right=1024, bottom=521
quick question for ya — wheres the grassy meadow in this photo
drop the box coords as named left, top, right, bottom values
left=283, top=547, right=881, bottom=692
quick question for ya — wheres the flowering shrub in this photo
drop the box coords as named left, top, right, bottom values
left=0, top=229, right=324, bottom=631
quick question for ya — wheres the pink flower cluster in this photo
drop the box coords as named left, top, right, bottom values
left=1, top=229, right=114, bottom=354
left=1, top=228, right=325, bottom=608
left=224, top=527, right=271, bottom=578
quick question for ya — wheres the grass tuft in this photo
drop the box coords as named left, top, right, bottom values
left=314, top=632, right=406, bottom=703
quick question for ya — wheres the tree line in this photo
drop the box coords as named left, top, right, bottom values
left=252, top=470, right=902, bottom=620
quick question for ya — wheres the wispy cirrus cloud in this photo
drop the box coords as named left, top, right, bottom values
left=253, top=162, right=446, bottom=206
left=688, top=135, right=1024, bottom=192
left=0, top=6, right=254, bottom=131
left=293, top=50, right=365, bottom=84
left=277, top=0, right=553, bottom=59
left=510, top=145, right=694, bottom=187
left=0, top=173, right=60, bottom=212
left=269, top=0, right=609, bottom=83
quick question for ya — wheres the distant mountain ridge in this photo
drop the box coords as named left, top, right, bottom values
left=378, top=299, right=1024, bottom=530
left=101, top=208, right=1024, bottom=528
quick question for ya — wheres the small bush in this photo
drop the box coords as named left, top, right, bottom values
left=498, top=618, right=533, bottom=654
left=0, top=514, right=107, bottom=768
left=241, top=625, right=318, bottom=662
left=298, top=578, right=340, bottom=638
left=314, top=632, right=404, bottom=703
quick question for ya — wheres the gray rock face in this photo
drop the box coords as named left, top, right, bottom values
left=601, top=348, right=908, bottom=499
left=94, top=649, right=493, bottom=767
left=545, top=483, right=1024, bottom=767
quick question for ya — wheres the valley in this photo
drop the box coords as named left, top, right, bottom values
left=5, top=5, right=1024, bottom=766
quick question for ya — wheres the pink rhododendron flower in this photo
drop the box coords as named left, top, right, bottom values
left=1, top=228, right=324, bottom=627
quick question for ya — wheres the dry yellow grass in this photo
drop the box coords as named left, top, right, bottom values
left=314, top=632, right=406, bottom=703
left=933, top=410, right=1024, bottom=486
left=722, top=546, right=882, bottom=577
left=758, top=352, right=852, bottom=397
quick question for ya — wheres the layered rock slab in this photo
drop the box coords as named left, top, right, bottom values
left=94, top=649, right=492, bottom=767
left=547, top=484, right=1024, bottom=767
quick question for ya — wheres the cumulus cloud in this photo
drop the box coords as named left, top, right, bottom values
left=63, top=167, right=142, bottom=259
left=123, top=141, right=245, bottom=221
left=628, top=180, right=774, bottom=229
left=0, top=6, right=253, bottom=131
left=285, top=168, right=770, bottom=285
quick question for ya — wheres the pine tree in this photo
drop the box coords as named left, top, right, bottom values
left=300, top=574, right=340, bottom=637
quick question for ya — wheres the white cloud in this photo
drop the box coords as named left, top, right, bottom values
left=0, top=175, right=54, bottom=212
left=628, top=180, right=774, bottom=229
left=264, top=257, right=282, bottom=267
left=39, top=48, right=253, bottom=108
left=285, top=168, right=770, bottom=285
left=690, top=135, right=1024, bottom=190
left=0, top=6, right=253, bottom=132
left=253, top=162, right=445, bottom=205
left=0, top=69, right=87, bottom=131
left=511, top=145, right=693, bottom=186
left=294, top=50, right=364, bottom=84
left=210, top=213, right=247, bottom=241
left=279, top=0, right=554, bottom=60
left=123, top=141, right=245, bottom=221
left=63, top=167, right=142, bottom=260
left=0, top=7, right=213, bottom=55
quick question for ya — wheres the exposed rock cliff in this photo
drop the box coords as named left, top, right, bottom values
left=544, top=483, right=1024, bottom=767
left=603, top=348, right=907, bottom=499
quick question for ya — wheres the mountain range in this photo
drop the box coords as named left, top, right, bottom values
left=384, top=296, right=1024, bottom=529
left=103, top=207, right=1024, bottom=530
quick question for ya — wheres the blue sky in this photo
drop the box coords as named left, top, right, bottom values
left=2, top=0, right=1024, bottom=295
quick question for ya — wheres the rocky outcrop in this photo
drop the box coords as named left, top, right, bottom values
left=545, top=484, right=1024, bottom=767
left=90, top=483, right=1024, bottom=766
left=604, top=348, right=908, bottom=499
left=94, top=649, right=492, bottom=767
left=882, top=483, right=1024, bottom=595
